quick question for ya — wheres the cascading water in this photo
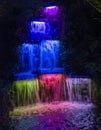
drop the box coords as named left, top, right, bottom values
left=39, top=74, right=67, bottom=102
left=40, top=40, right=60, bottom=73
left=31, top=21, right=46, bottom=34
left=12, top=42, right=92, bottom=107
left=66, top=78, right=91, bottom=103
left=19, top=43, right=39, bottom=72
left=11, top=76, right=91, bottom=107
left=16, top=40, right=62, bottom=74
left=11, top=5, right=92, bottom=108
left=11, top=79, right=40, bottom=107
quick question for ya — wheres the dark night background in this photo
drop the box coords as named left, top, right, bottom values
left=0, top=0, right=101, bottom=129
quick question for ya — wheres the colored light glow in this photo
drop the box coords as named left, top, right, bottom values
left=40, top=74, right=65, bottom=88
left=12, top=78, right=40, bottom=106
left=31, top=21, right=46, bottom=34
left=19, top=43, right=39, bottom=72
left=66, top=78, right=91, bottom=102
left=44, top=6, right=59, bottom=16
left=46, top=6, right=58, bottom=9
left=39, top=74, right=66, bottom=101
left=40, top=73, right=64, bottom=79
left=17, top=40, right=60, bottom=74
left=40, top=40, right=59, bottom=69
left=11, top=76, right=91, bottom=107
left=43, top=40, right=59, bottom=44
left=21, top=43, right=33, bottom=52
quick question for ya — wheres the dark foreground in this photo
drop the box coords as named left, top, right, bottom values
left=4, top=102, right=101, bottom=130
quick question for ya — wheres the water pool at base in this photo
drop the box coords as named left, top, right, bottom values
left=8, top=102, right=101, bottom=130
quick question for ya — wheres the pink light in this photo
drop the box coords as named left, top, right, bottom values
left=40, top=74, right=65, bottom=88
left=44, top=6, right=59, bottom=16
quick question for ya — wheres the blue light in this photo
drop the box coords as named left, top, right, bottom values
left=30, top=21, right=47, bottom=34
left=16, top=40, right=64, bottom=77
left=40, top=40, right=60, bottom=70
left=18, top=43, right=39, bottom=72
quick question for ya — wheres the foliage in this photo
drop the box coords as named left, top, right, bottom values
left=86, top=0, right=101, bottom=13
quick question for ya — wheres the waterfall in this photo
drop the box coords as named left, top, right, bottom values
left=17, top=41, right=60, bottom=74
left=11, top=79, right=40, bottom=107
left=39, top=74, right=65, bottom=102
left=11, top=5, right=92, bottom=109
left=66, top=78, right=73, bottom=101
left=43, top=6, right=59, bottom=17
left=40, top=40, right=59, bottom=70
left=31, top=21, right=46, bottom=34
left=19, top=43, right=39, bottom=72
left=11, top=76, right=92, bottom=107
left=66, top=78, right=91, bottom=103
left=14, top=43, right=92, bottom=107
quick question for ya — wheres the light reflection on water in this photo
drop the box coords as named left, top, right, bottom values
left=9, top=102, right=101, bottom=130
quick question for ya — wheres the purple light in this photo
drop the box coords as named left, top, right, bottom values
left=45, top=6, right=58, bottom=9
left=31, top=21, right=46, bottom=34
left=44, top=6, right=59, bottom=16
